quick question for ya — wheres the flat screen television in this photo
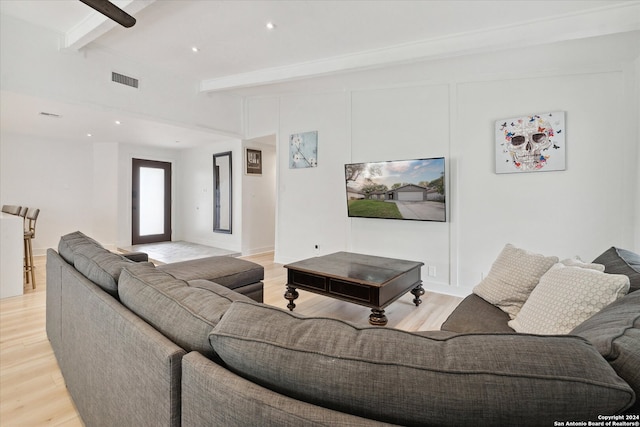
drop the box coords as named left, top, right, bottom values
left=345, top=157, right=446, bottom=222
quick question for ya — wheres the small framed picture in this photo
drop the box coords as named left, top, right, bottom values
left=289, top=130, right=318, bottom=169
left=246, top=148, right=262, bottom=175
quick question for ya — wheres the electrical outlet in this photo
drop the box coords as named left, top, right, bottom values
left=428, top=266, right=436, bottom=277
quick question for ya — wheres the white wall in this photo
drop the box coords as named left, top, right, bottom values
left=455, top=71, right=633, bottom=290
left=245, top=97, right=279, bottom=140
left=92, top=143, right=119, bottom=247
left=245, top=37, right=640, bottom=297
left=350, top=84, right=452, bottom=292
left=178, top=139, right=243, bottom=253
left=1, top=132, right=97, bottom=254
left=275, top=92, right=351, bottom=261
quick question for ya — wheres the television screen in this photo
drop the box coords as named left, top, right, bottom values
left=345, top=157, right=446, bottom=222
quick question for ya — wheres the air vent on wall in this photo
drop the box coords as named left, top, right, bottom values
left=112, top=71, right=139, bottom=88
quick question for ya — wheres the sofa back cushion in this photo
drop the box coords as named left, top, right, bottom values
left=571, top=290, right=640, bottom=413
left=73, top=244, right=149, bottom=297
left=210, top=301, right=635, bottom=426
left=592, top=247, right=640, bottom=293
left=118, top=264, right=253, bottom=359
left=58, top=231, right=153, bottom=297
left=58, top=231, right=103, bottom=264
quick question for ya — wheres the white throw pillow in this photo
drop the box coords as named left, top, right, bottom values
left=508, top=263, right=630, bottom=335
left=473, top=244, right=558, bottom=319
left=560, top=258, right=605, bottom=271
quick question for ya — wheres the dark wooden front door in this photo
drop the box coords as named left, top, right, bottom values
left=132, top=158, right=172, bottom=244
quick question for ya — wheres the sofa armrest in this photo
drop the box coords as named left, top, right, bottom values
left=122, top=251, right=149, bottom=262
left=59, top=268, right=186, bottom=426
left=45, top=249, right=64, bottom=357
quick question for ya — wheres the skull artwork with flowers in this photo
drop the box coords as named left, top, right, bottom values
left=506, top=117, right=553, bottom=170
left=496, top=112, right=565, bottom=173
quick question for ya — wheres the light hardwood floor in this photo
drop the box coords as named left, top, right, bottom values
left=0, top=256, right=82, bottom=427
left=0, top=252, right=462, bottom=426
left=256, top=252, right=462, bottom=331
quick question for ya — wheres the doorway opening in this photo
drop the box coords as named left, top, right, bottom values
left=132, top=158, right=172, bottom=244
left=242, top=135, right=276, bottom=255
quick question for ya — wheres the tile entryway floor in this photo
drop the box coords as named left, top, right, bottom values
left=119, top=241, right=240, bottom=264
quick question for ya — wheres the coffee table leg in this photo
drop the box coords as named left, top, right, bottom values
left=369, top=309, right=387, bottom=326
left=411, top=283, right=425, bottom=306
left=284, top=286, right=299, bottom=311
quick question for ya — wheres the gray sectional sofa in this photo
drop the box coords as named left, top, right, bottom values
left=46, top=232, right=639, bottom=426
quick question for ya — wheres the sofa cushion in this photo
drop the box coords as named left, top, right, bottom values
left=210, top=301, right=635, bottom=426
left=73, top=242, right=154, bottom=298
left=118, top=264, right=253, bottom=359
left=592, top=247, right=640, bottom=293
left=571, top=291, right=640, bottom=413
left=440, top=294, right=514, bottom=333
left=508, top=263, right=630, bottom=334
left=473, top=244, right=558, bottom=319
left=58, top=230, right=103, bottom=264
left=158, top=256, right=264, bottom=290
left=182, top=352, right=390, bottom=427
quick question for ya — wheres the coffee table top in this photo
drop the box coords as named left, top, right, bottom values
left=284, top=252, right=424, bottom=287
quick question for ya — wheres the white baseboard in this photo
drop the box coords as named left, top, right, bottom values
left=242, top=245, right=275, bottom=256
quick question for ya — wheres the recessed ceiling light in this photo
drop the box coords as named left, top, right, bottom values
left=266, top=22, right=276, bottom=30
left=191, top=46, right=199, bottom=53
left=115, top=120, right=121, bottom=125
left=87, top=133, right=92, bottom=137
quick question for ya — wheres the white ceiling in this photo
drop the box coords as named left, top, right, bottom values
left=0, top=91, right=231, bottom=148
left=1, top=0, right=639, bottom=148
left=3, top=0, right=636, bottom=85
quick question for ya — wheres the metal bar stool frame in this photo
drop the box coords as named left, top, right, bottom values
left=23, top=208, right=40, bottom=289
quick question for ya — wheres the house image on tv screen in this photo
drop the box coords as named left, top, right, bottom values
left=345, top=157, right=446, bottom=222
left=366, top=183, right=445, bottom=202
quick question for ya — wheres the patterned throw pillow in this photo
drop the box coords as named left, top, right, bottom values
left=473, top=244, right=558, bottom=319
left=508, top=263, right=630, bottom=335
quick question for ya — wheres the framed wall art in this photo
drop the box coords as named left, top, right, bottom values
left=495, top=111, right=565, bottom=174
left=289, top=131, right=318, bottom=169
left=246, top=148, right=262, bottom=175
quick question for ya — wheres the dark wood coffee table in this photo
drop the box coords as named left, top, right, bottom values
left=284, top=252, right=424, bottom=326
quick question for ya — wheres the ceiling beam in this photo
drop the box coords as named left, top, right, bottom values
left=199, top=2, right=640, bottom=93
left=64, top=0, right=156, bottom=50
